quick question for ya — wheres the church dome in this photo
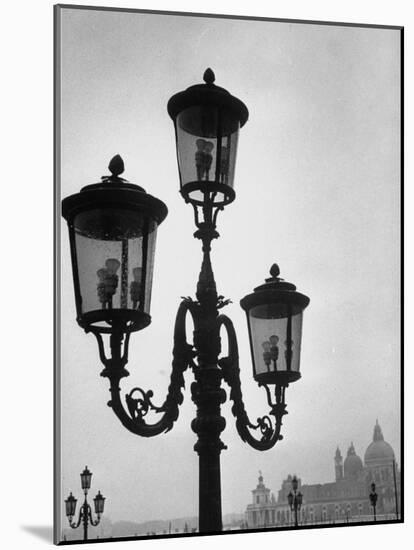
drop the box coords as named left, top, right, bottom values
left=343, top=442, right=363, bottom=479
left=364, top=420, right=395, bottom=466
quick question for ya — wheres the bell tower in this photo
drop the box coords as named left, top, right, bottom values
left=334, top=446, right=343, bottom=481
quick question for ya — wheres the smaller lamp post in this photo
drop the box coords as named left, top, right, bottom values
left=287, top=475, right=303, bottom=527
left=369, top=482, right=378, bottom=522
left=65, top=467, right=106, bottom=540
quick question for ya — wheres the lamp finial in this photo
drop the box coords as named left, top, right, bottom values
left=269, top=263, right=280, bottom=279
left=108, top=154, right=124, bottom=177
left=203, top=68, right=215, bottom=84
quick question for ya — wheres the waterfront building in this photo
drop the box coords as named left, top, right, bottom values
left=246, top=421, right=400, bottom=527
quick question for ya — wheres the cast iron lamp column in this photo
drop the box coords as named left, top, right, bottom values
left=62, top=69, right=310, bottom=534
left=287, top=475, right=303, bottom=527
left=64, top=467, right=106, bottom=541
left=369, top=482, right=378, bottom=522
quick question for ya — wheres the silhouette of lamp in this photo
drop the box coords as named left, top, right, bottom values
left=287, top=475, right=303, bottom=527
left=62, top=70, right=310, bottom=534
left=64, top=467, right=105, bottom=541
left=369, top=482, right=378, bottom=521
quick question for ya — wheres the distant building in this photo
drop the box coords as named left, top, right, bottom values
left=246, top=420, right=400, bottom=528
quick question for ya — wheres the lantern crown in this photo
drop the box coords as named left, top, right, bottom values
left=240, top=264, right=309, bottom=313
left=62, top=155, right=168, bottom=223
left=167, top=68, right=249, bottom=126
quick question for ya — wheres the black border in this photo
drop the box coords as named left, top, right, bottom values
left=54, top=4, right=404, bottom=545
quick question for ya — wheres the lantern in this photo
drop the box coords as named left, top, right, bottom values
left=292, top=475, right=299, bottom=492
left=297, top=492, right=303, bottom=509
left=167, top=68, right=248, bottom=208
left=288, top=491, right=294, bottom=507
left=240, top=264, right=310, bottom=386
left=94, top=491, right=105, bottom=515
left=369, top=483, right=378, bottom=506
left=62, top=155, right=168, bottom=334
left=80, top=466, right=92, bottom=491
left=65, top=492, right=77, bottom=517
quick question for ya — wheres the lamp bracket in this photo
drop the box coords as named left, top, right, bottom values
left=68, top=505, right=83, bottom=530
left=217, top=313, right=288, bottom=450
left=96, top=300, right=195, bottom=437
left=87, top=504, right=101, bottom=528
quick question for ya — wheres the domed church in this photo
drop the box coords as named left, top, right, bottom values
left=245, top=421, right=400, bottom=528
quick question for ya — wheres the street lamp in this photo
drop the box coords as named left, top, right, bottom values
left=287, top=475, right=303, bottom=527
left=64, top=467, right=106, bottom=540
left=369, top=482, right=378, bottom=521
left=61, top=69, right=310, bottom=533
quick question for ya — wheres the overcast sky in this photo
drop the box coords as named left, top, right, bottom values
left=57, top=6, right=401, bottom=535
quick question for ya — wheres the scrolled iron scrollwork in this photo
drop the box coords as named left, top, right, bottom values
left=125, top=388, right=164, bottom=421
left=256, top=416, right=274, bottom=442
left=217, top=313, right=287, bottom=450
left=94, top=299, right=195, bottom=437
left=87, top=505, right=101, bottom=527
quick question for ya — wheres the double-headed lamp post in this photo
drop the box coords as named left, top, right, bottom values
left=64, top=467, right=106, bottom=540
left=369, top=482, right=378, bottom=522
left=61, top=69, right=310, bottom=533
left=287, top=475, right=303, bottom=527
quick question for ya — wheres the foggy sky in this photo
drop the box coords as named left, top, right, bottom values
left=57, top=7, right=401, bottom=532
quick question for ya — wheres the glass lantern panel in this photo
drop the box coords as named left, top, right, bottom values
left=248, top=306, right=303, bottom=380
left=144, top=227, right=157, bottom=314
left=80, top=469, right=92, bottom=490
left=94, top=494, right=105, bottom=514
left=65, top=496, right=76, bottom=517
left=73, top=208, right=157, bottom=319
left=176, top=105, right=240, bottom=201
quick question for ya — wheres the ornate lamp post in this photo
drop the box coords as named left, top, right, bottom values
left=64, top=467, right=106, bottom=540
left=369, top=482, right=378, bottom=521
left=61, top=69, right=310, bottom=534
left=287, top=475, right=303, bottom=527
